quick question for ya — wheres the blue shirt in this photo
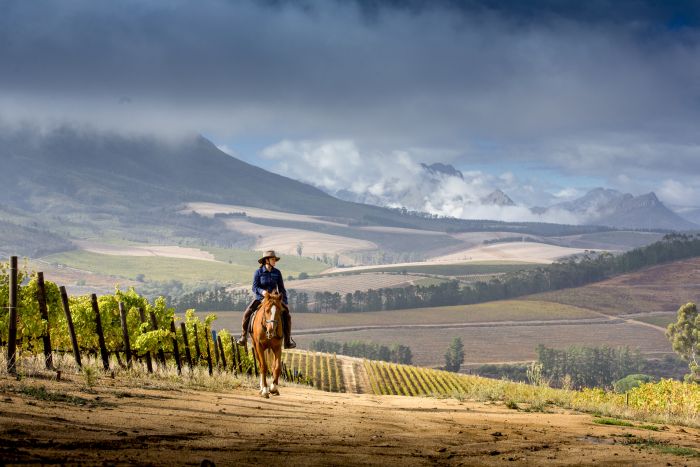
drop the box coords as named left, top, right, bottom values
left=252, top=265, right=288, bottom=304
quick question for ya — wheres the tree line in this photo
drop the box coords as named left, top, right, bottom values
left=327, top=233, right=700, bottom=313
left=536, top=344, right=644, bottom=389
left=309, top=339, right=413, bottom=364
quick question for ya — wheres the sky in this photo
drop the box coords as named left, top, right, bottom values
left=2, top=0, right=700, bottom=219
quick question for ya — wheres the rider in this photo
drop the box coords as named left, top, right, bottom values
left=237, top=250, right=296, bottom=349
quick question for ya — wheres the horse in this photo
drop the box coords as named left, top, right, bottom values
left=250, top=291, right=284, bottom=398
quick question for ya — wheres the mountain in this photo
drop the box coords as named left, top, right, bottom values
left=420, top=162, right=464, bottom=180
left=539, top=188, right=698, bottom=230
left=0, top=127, right=603, bottom=246
left=0, top=127, right=358, bottom=216
left=481, top=189, right=515, bottom=207
left=677, top=207, right=700, bottom=225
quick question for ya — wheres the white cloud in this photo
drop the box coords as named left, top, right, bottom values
left=261, top=139, right=585, bottom=224
left=658, top=179, right=700, bottom=207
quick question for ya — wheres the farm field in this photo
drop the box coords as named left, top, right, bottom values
left=205, top=300, right=599, bottom=333
left=40, top=247, right=328, bottom=286
left=529, top=257, right=700, bottom=315
left=285, top=272, right=433, bottom=295
left=42, top=250, right=254, bottom=284
left=293, top=321, right=672, bottom=367
left=323, top=260, right=538, bottom=276
left=427, top=241, right=593, bottom=263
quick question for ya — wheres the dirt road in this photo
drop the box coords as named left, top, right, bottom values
left=1, top=377, right=698, bottom=466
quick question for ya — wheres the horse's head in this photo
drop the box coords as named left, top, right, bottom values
left=261, top=291, right=284, bottom=340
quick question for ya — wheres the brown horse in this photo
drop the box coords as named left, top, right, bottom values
left=250, top=291, right=284, bottom=398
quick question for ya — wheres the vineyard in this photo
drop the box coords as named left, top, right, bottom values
left=282, top=350, right=345, bottom=392
left=0, top=257, right=296, bottom=382
left=361, top=359, right=700, bottom=427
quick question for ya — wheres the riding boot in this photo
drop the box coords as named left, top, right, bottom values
left=238, top=299, right=259, bottom=346
left=236, top=330, right=247, bottom=346
left=282, top=309, right=296, bottom=349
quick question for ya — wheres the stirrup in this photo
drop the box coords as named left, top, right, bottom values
left=236, top=334, right=247, bottom=346
left=285, top=337, right=296, bottom=349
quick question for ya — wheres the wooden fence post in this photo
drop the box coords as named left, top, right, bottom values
left=204, top=327, right=213, bottom=376
left=193, top=323, right=202, bottom=363
left=230, top=335, right=241, bottom=374
left=138, top=308, right=153, bottom=374
left=212, top=330, right=220, bottom=369
left=180, top=322, right=193, bottom=371
left=36, top=272, right=53, bottom=370
left=170, top=319, right=182, bottom=375
left=149, top=311, right=166, bottom=367
left=91, top=294, right=110, bottom=371
left=118, top=302, right=132, bottom=368
left=7, top=256, right=18, bottom=375
left=60, top=286, right=82, bottom=369
left=251, top=345, right=259, bottom=377
left=217, top=335, right=227, bottom=371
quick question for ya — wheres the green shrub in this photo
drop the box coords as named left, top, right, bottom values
left=614, top=374, right=655, bottom=393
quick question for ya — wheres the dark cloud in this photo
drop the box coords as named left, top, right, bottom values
left=1, top=0, right=700, bottom=203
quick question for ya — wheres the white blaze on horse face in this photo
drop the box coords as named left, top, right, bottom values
left=269, top=305, right=277, bottom=333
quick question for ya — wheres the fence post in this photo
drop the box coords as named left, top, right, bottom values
left=170, top=319, right=182, bottom=375
left=138, top=308, right=153, bottom=374
left=251, top=345, right=259, bottom=377
left=193, top=323, right=202, bottom=363
left=118, top=302, right=132, bottom=368
left=7, top=256, right=18, bottom=375
left=60, top=286, right=82, bottom=369
left=149, top=311, right=166, bottom=367
left=180, top=322, right=193, bottom=372
left=212, top=330, right=220, bottom=369
left=230, top=335, right=241, bottom=374
left=217, top=335, right=227, bottom=371
left=36, top=272, right=54, bottom=370
left=204, top=327, right=213, bottom=376
left=91, top=294, right=110, bottom=371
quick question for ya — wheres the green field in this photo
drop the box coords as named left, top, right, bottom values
left=203, top=246, right=328, bottom=276
left=327, top=261, right=539, bottom=277
left=43, top=250, right=251, bottom=283
left=633, top=314, right=677, bottom=329
left=42, top=247, right=328, bottom=285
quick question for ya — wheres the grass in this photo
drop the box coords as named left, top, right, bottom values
left=632, top=314, right=676, bottom=328
left=10, top=384, right=113, bottom=407
left=43, top=245, right=328, bottom=284
left=623, top=437, right=700, bottom=457
left=42, top=249, right=326, bottom=285
left=593, top=417, right=634, bottom=427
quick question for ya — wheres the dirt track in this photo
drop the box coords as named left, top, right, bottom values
left=1, top=377, right=699, bottom=466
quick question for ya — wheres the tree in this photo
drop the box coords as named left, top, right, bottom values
left=444, top=337, right=465, bottom=372
left=296, top=242, right=303, bottom=257
left=666, top=302, right=700, bottom=382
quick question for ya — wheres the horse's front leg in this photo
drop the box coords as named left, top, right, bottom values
left=255, top=344, right=269, bottom=398
left=270, top=348, right=282, bottom=395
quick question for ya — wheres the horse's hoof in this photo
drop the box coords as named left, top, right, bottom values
left=271, top=388, right=280, bottom=396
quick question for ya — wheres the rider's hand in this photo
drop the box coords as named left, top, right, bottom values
left=263, top=290, right=268, bottom=297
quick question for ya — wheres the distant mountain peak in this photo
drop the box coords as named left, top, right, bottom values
left=543, top=188, right=697, bottom=230
left=481, top=189, right=516, bottom=206
left=420, top=162, right=463, bottom=180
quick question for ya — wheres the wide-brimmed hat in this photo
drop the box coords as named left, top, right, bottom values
left=258, top=250, right=281, bottom=264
